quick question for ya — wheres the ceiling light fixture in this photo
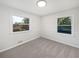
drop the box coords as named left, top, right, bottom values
left=36, top=0, right=47, bottom=7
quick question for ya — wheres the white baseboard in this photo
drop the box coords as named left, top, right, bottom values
left=41, top=35, right=79, bottom=48
left=0, top=36, right=40, bottom=53
left=0, top=35, right=79, bottom=53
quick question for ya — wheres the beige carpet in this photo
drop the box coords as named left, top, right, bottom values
left=0, top=37, right=79, bottom=58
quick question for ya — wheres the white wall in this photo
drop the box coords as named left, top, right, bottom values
left=0, top=4, right=79, bottom=51
left=41, top=8, right=79, bottom=48
left=0, top=4, right=40, bottom=50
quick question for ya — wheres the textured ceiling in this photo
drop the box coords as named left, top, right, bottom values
left=0, top=0, right=79, bottom=16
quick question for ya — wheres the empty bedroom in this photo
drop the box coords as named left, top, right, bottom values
left=0, top=0, right=79, bottom=58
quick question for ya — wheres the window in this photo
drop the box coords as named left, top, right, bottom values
left=12, top=16, right=29, bottom=32
left=57, top=16, right=71, bottom=34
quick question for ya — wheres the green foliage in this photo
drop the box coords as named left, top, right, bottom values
left=58, top=17, right=71, bottom=25
left=22, top=18, right=29, bottom=24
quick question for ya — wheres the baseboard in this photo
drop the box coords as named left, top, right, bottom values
left=0, top=36, right=40, bottom=53
left=0, top=35, right=78, bottom=53
left=41, top=35, right=79, bottom=48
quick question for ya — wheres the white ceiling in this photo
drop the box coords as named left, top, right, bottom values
left=0, top=0, right=79, bottom=16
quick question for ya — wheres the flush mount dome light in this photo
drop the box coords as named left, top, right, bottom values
left=36, top=0, right=47, bottom=7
